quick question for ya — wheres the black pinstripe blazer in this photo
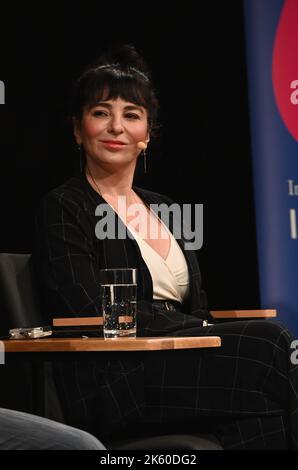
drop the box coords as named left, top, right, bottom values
left=32, top=173, right=212, bottom=336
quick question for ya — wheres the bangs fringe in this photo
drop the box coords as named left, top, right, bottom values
left=81, top=71, right=148, bottom=110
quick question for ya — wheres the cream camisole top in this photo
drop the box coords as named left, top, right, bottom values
left=128, top=224, right=190, bottom=302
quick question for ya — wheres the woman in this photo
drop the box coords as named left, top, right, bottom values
left=33, top=44, right=298, bottom=449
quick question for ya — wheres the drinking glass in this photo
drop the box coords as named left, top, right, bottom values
left=99, top=268, right=137, bottom=338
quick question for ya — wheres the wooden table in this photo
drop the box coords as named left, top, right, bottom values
left=2, top=335, right=221, bottom=416
left=2, top=335, right=221, bottom=353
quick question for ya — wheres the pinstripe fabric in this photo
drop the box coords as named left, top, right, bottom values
left=145, top=319, right=298, bottom=449
left=32, top=173, right=298, bottom=449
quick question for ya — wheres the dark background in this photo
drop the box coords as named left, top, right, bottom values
left=0, top=0, right=260, bottom=311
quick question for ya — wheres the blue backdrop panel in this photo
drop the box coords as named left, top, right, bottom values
left=244, top=0, right=298, bottom=335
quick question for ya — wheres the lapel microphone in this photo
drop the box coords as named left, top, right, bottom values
left=137, top=141, right=148, bottom=150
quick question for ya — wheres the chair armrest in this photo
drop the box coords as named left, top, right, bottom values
left=210, top=309, right=277, bottom=319
left=53, top=317, right=103, bottom=327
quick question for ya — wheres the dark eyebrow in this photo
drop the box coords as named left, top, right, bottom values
left=94, top=102, right=144, bottom=113
left=124, top=105, right=144, bottom=114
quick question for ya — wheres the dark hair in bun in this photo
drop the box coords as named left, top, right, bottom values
left=71, top=43, right=159, bottom=132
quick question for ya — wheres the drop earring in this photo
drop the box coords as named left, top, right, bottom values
left=78, top=145, right=84, bottom=173
left=143, top=149, right=147, bottom=174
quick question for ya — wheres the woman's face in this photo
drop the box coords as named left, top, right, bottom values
left=74, top=97, right=150, bottom=168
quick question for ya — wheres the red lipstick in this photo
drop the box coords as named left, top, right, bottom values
left=101, top=140, right=127, bottom=150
